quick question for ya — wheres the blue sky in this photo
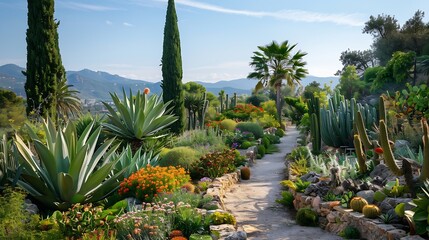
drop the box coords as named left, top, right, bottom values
left=0, top=0, right=427, bottom=82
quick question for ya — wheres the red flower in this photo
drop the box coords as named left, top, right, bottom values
left=374, top=147, right=384, bottom=154
left=143, top=88, right=150, bottom=95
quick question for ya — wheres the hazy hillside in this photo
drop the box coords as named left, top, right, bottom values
left=0, top=64, right=339, bottom=101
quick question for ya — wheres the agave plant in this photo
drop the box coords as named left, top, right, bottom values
left=112, top=145, right=160, bottom=178
left=102, top=89, right=177, bottom=151
left=0, top=134, right=19, bottom=189
left=14, top=118, right=127, bottom=210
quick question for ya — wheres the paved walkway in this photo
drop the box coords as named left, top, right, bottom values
left=223, top=125, right=343, bottom=240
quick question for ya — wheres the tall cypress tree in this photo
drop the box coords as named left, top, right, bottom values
left=161, top=0, right=185, bottom=134
left=25, top=0, right=65, bottom=119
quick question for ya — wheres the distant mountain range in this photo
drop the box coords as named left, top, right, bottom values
left=0, top=64, right=338, bottom=101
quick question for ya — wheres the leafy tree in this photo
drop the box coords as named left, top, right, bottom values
left=388, top=51, right=416, bottom=83
left=401, top=10, right=429, bottom=55
left=183, top=82, right=206, bottom=96
left=339, top=49, right=375, bottom=73
left=363, top=66, right=384, bottom=84
left=302, top=81, right=322, bottom=100
left=0, top=89, right=26, bottom=133
left=338, top=65, right=365, bottom=99
left=24, top=0, right=65, bottom=119
left=417, top=55, right=429, bottom=84
left=248, top=40, right=308, bottom=125
left=161, top=0, right=185, bottom=134
left=363, top=14, right=399, bottom=39
left=245, top=94, right=269, bottom=107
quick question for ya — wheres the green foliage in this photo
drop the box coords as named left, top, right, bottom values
left=281, top=178, right=310, bottom=193
left=257, top=145, right=266, bottom=157
left=296, top=208, right=318, bottom=226
left=338, top=65, right=366, bottom=99
left=55, top=77, right=81, bottom=123
left=159, top=146, right=201, bottom=170
left=395, top=83, right=429, bottom=119
left=223, top=104, right=264, bottom=122
left=174, top=206, right=211, bottom=238
left=240, top=141, right=253, bottom=149
left=189, top=234, right=213, bottom=240
left=0, top=89, right=26, bottom=133
left=265, top=134, right=281, bottom=144
left=245, top=94, right=269, bottom=107
left=339, top=49, right=375, bottom=73
left=339, top=226, right=360, bottom=239
left=220, top=119, right=237, bottom=131
left=323, top=192, right=340, bottom=202
left=14, top=118, right=125, bottom=210
left=383, top=178, right=405, bottom=197
left=284, top=97, right=308, bottom=124
left=25, top=0, right=64, bottom=118
left=275, top=128, right=285, bottom=137
left=374, top=190, right=387, bottom=202
left=287, top=146, right=311, bottom=162
left=162, top=0, right=185, bottom=134
left=388, top=51, right=416, bottom=83
left=112, top=145, right=160, bottom=178
left=0, top=134, right=19, bottom=189
left=52, top=202, right=123, bottom=239
left=156, top=190, right=213, bottom=209
left=253, top=113, right=280, bottom=128
left=210, top=211, right=236, bottom=225
left=363, top=66, right=384, bottom=83
left=262, top=136, right=270, bottom=148
left=341, top=191, right=355, bottom=208
left=74, top=113, right=107, bottom=147
left=174, top=128, right=227, bottom=154
left=236, top=122, right=264, bottom=139
left=261, top=100, right=277, bottom=117
left=276, top=191, right=295, bottom=208
left=379, top=212, right=395, bottom=224
left=411, top=180, right=429, bottom=235
left=0, top=187, right=63, bottom=239
left=265, top=144, right=279, bottom=154
left=103, top=89, right=177, bottom=152
left=289, top=158, right=309, bottom=177
left=193, top=149, right=238, bottom=179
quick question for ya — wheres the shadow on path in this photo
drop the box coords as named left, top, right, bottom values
left=223, top=125, right=343, bottom=240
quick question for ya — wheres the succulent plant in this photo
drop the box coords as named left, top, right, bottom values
left=14, top=118, right=126, bottom=210
left=296, top=208, right=318, bottom=226
left=350, top=197, right=368, bottom=212
left=240, top=166, right=251, bottom=180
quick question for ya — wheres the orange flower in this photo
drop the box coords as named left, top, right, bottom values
left=143, top=88, right=150, bottom=95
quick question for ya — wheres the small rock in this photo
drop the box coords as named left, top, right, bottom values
left=356, top=190, right=375, bottom=203
left=225, top=231, right=247, bottom=240
left=370, top=164, right=395, bottom=183
left=24, top=199, right=39, bottom=215
left=379, top=200, right=394, bottom=213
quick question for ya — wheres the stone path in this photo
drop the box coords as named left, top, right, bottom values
left=223, top=125, right=343, bottom=240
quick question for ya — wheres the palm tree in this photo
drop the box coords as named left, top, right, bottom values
left=417, top=55, right=429, bottom=84
left=55, top=77, right=81, bottom=123
left=248, top=40, right=308, bottom=126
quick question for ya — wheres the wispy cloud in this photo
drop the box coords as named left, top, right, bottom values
left=59, top=1, right=120, bottom=11
left=123, top=22, right=133, bottom=27
left=106, top=20, right=113, bottom=25
left=157, top=0, right=364, bottom=27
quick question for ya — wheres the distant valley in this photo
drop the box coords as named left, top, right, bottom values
left=0, top=64, right=338, bottom=101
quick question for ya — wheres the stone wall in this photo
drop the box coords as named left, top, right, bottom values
left=291, top=190, right=425, bottom=240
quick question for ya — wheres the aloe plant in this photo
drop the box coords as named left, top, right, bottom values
left=103, top=89, right=177, bottom=151
left=0, top=134, right=19, bottom=189
left=112, top=145, right=159, bottom=178
left=14, top=118, right=126, bottom=210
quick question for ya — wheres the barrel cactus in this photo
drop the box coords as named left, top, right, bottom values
left=350, top=197, right=368, bottom=212
left=362, top=204, right=381, bottom=219
left=240, top=166, right=251, bottom=180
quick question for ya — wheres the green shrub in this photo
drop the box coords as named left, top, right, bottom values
left=190, top=234, right=213, bottom=240
left=257, top=145, right=266, bottom=157
left=296, top=208, right=318, bottom=226
left=275, top=128, right=285, bottom=137
left=240, top=141, right=253, bottom=149
left=236, top=122, right=264, bottom=139
left=256, top=154, right=262, bottom=159
left=220, top=119, right=237, bottom=131
left=209, top=211, right=236, bottom=225
left=159, top=146, right=202, bottom=170
left=276, top=191, right=294, bottom=208
left=262, top=136, right=270, bottom=148
left=339, top=226, right=360, bottom=239
left=192, top=149, right=238, bottom=179
left=265, top=144, right=279, bottom=154
left=174, top=128, right=227, bottom=154
left=0, top=187, right=63, bottom=239
left=264, top=134, right=280, bottom=144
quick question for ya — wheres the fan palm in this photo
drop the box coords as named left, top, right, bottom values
left=248, top=40, right=308, bottom=125
left=55, top=77, right=81, bottom=123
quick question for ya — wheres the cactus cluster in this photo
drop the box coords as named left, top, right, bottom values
left=185, top=92, right=209, bottom=130
left=320, top=91, right=377, bottom=148
left=307, top=95, right=321, bottom=154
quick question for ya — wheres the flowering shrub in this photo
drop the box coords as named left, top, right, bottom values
left=223, top=104, right=264, bottom=121
left=118, top=165, right=190, bottom=202
left=114, top=202, right=175, bottom=240
left=224, top=129, right=256, bottom=148
left=193, top=149, right=238, bottom=179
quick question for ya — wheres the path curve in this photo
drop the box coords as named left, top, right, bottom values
left=223, top=125, right=343, bottom=240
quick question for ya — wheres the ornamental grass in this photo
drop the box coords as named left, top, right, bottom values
left=118, top=165, right=190, bottom=202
